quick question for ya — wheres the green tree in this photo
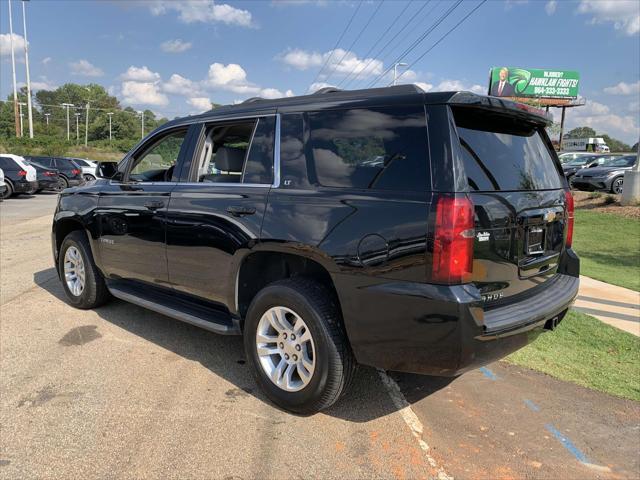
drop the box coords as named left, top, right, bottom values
left=565, top=126, right=596, bottom=138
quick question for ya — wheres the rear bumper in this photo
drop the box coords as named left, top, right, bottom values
left=336, top=249, right=580, bottom=376
left=13, top=180, right=39, bottom=193
left=38, top=179, right=59, bottom=190
left=571, top=178, right=609, bottom=191
left=67, top=177, right=85, bottom=187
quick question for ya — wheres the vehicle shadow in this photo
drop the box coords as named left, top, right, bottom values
left=34, top=268, right=454, bottom=422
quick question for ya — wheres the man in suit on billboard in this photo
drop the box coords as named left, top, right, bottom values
left=491, top=67, right=516, bottom=97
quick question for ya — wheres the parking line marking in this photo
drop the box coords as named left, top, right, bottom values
left=544, top=423, right=611, bottom=472
left=523, top=399, right=540, bottom=412
left=479, top=367, right=498, bottom=380
left=377, top=369, right=453, bottom=480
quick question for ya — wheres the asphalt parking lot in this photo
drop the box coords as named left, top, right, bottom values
left=1, top=193, right=638, bottom=480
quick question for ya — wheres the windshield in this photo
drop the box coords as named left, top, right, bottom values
left=603, top=156, right=637, bottom=168
left=565, top=156, right=597, bottom=166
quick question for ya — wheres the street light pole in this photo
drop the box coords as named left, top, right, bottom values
left=7, top=0, right=20, bottom=137
left=21, top=0, right=34, bottom=139
left=75, top=112, right=80, bottom=143
left=84, top=102, right=89, bottom=147
left=18, top=102, right=25, bottom=137
left=392, top=62, right=408, bottom=86
left=44, top=112, right=50, bottom=130
left=61, top=103, right=73, bottom=141
left=107, top=112, right=113, bottom=142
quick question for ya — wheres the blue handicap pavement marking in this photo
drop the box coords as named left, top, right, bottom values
left=479, top=367, right=498, bottom=380
left=523, top=399, right=540, bottom=412
left=545, top=423, right=590, bottom=464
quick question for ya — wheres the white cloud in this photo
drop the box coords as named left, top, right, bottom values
left=434, top=79, right=485, bottom=94
left=577, top=0, right=640, bottom=36
left=149, top=1, right=253, bottom=27
left=567, top=100, right=639, bottom=143
left=18, top=78, right=56, bottom=91
left=545, top=0, right=557, bottom=15
left=187, top=97, right=212, bottom=112
left=120, top=65, right=161, bottom=82
left=603, top=80, right=640, bottom=95
left=69, top=59, right=104, bottom=77
left=0, top=33, right=26, bottom=58
left=161, top=39, right=192, bottom=53
left=259, top=88, right=294, bottom=99
left=121, top=81, right=169, bottom=107
left=163, top=74, right=199, bottom=96
left=307, top=82, right=336, bottom=93
left=279, top=48, right=383, bottom=79
left=42, top=56, right=52, bottom=65
left=414, top=82, right=434, bottom=92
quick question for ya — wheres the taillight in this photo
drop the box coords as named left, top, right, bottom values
left=71, top=169, right=81, bottom=175
left=565, top=190, right=574, bottom=248
left=17, top=170, right=27, bottom=177
left=44, top=171, right=56, bottom=176
left=432, top=194, right=475, bottom=284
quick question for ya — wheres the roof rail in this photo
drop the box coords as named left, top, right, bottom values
left=314, top=87, right=342, bottom=95
left=242, top=97, right=263, bottom=104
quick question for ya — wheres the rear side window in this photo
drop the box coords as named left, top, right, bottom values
left=243, top=116, right=275, bottom=184
left=0, top=157, right=16, bottom=170
left=307, top=106, right=429, bottom=191
left=454, top=108, right=563, bottom=191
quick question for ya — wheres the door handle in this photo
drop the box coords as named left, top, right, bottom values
left=227, top=205, right=256, bottom=217
left=144, top=200, right=165, bottom=210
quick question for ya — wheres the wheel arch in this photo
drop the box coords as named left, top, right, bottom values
left=53, top=217, right=99, bottom=274
left=234, top=245, right=343, bottom=330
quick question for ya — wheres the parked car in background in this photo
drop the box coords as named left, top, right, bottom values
left=24, top=156, right=84, bottom=190
left=69, top=158, right=98, bottom=182
left=0, top=154, right=38, bottom=198
left=558, top=151, right=600, bottom=164
left=25, top=159, right=61, bottom=193
left=562, top=154, right=619, bottom=182
left=0, top=168, right=6, bottom=200
left=571, top=154, right=638, bottom=194
left=52, top=86, right=579, bottom=413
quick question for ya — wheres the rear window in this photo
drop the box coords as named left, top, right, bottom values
left=307, top=106, right=429, bottom=191
left=454, top=109, right=563, bottom=191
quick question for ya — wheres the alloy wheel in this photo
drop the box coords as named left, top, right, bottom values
left=256, top=306, right=316, bottom=392
left=64, top=246, right=86, bottom=297
left=613, top=178, right=623, bottom=194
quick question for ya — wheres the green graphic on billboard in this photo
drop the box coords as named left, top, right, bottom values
left=488, top=67, right=579, bottom=99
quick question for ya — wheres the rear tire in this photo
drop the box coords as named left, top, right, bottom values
left=83, top=174, right=96, bottom=182
left=244, top=278, right=355, bottom=414
left=2, top=181, right=13, bottom=199
left=57, top=176, right=69, bottom=191
left=58, top=230, right=111, bottom=309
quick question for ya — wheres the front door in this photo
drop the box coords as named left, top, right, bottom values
left=97, top=127, right=192, bottom=286
left=166, top=115, right=277, bottom=307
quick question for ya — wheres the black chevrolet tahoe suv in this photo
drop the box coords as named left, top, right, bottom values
left=52, top=86, right=579, bottom=413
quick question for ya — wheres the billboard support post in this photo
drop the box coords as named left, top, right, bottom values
left=558, top=106, right=566, bottom=151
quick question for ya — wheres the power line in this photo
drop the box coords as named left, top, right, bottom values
left=367, top=0, right=463, bottom=88
left=393, top=0, right=488, bottom=85
left=342, top=0, right=432, bottom=90
left=337, top=0, right=413, bottom=88
left=309, top=1, right=363, bottom=88
left=323, top=0, right=385, bottom=85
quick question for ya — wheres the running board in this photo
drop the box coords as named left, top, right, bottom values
left=107, top=281, right=241, bottom=335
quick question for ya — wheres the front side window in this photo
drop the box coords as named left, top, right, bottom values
left=130, top=130, right=187, bottom=182
left=306, top=106, right=429, bottom=191
left=194, top=116, right=275, bottom=185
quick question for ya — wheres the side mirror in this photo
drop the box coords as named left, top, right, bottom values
left=96, top=161, right=118, bottom=179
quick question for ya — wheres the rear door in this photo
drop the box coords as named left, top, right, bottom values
left=166, top=114, right=276, bottom=306
left=451, top=106, right=567, bottom=304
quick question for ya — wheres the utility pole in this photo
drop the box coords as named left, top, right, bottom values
left=84, top=102, right=90, bottom=147
left=21, top=0, right=34, bottom=139
left=107, top=112, right=113, bottom=142
left=392, top=62, right=408, bottom=86
left=18, top=102, right=25, bottom=137
left=61, top=103, right=73, bottom=141
left=140, top=111, right=144, bottom=139
left=75, top=112, right=81, bottom=143
left=621, top=136, right=640, bottom=205
left=8, top=0, right=20, bottom=137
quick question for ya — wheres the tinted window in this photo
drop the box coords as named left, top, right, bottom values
left=243, top=116, right=275, bottom=184
left=131, top=130, right=187, bottom=181
left=307, top=106, right=429, bottom=191
left=455, top=109, right=563, bottom=191
left=279, top=113, right=311, bottom=189
left=0, top=157, right=16, bottom=169
left=605, top=156, right=636, bottom=167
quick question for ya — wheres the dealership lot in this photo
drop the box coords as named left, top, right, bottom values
left=1, top=195, right=638, bottom=479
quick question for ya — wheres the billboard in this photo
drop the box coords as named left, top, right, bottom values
left=488, top=67, right=579, bottom=100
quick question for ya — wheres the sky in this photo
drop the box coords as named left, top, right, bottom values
left=0, top=0, right=639, bottom=144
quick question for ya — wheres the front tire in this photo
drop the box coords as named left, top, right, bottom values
left=58, top=230, right=111, bottom=309
left=2, top=181, right=13, bottom=199
left=611, top=176, right=623, bottom=194
left=244, top=278, right=355, bottom=414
